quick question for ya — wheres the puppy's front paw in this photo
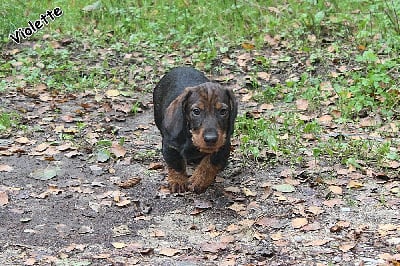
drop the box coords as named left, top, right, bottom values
left=167, top=168, right=188, bottom=193
left=169, top=179, right=188, bottom=193
left=188, top=176, right=209, bottom=194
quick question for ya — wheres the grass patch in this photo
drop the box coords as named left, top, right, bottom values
left=0, top=111, right=19, bottom=132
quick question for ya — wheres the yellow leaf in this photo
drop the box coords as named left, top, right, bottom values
left=105, top=89, right=120, bottom=97
left=242, top=187, right=257, bottom=197
left=112, top=242, right=126, bottom=249
left=242, top=42, right=255, bottom=50
left=347, top=180, right=363, bottom=189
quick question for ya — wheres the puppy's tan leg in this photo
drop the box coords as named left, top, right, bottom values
left=188, top=155, right=220, bottom=194
left=168, top=167, right=189, bottom=193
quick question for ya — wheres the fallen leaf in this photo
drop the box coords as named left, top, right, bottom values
left=150, top=230, right=166, bottom=238
left=159, top=247, right=180, bottom=257
left=242, top=42, right=255, bottom=50
left=34, top=143, right=49, bottom=152
left=24, top=258, right=36, bottom=266
left=304, top=238, right=331, bottom=247
left=318, top=115, right=333, bottom=123
left=307, top=206, right=324, bottom=215
left=30, top=167, right=62, bottom=180
left=193, top=199, right=213, bottom=210
left=255, top=217, right=280, bottom=228
left=272, top=184, right=295, bottom=193
left=0, top=191, right=9, bottom=206
left=270, top=232, right=283, bottom=241
left=296, top=99, right=309, bottom=111
left=202, top=242, right=228, bottom=253
left=224, top=186, right=241, bottom=193
left=15, top=137, right=30, bottom=144
left=292, top=217, right=308, bottom=229
left=339, top=242, right=356, bottom=252
left=105, top=89, right=120, bottom=97
left=347, top=180, right=363, bottom=189
left=328, top=185, right=343, bottom=195
left=148, top=162, right=163, bottom=170
left=0, top=164, right=13, bottom=172
left=115, top=199, right=131, bottom=207
left=242, top=187, right=257, bottom=197
left=323, top=198, right=343, bottom=208
left=302, top=221, right=321, bottom=231
left=227, top=203, right=246, bottom=212
left=111, top=142, right=126, bottom=158
left=112, top=242, right=126, bottom=249
left=118, top=177, right=141, bottom=188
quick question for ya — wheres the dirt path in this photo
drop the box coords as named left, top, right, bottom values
left=1, top=65, right=399, bottom=265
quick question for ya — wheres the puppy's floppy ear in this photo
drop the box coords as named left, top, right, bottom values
left=163, top=88, right=192, bottom=139
left=226, top=89, right=238, bottom=136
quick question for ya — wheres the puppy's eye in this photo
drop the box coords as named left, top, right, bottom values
left=219, top=108, right=228, bottom=116
left=192, top=108, right=201, bottom=116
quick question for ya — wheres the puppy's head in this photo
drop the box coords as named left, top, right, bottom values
left=164, top=82, right=237, bottom=153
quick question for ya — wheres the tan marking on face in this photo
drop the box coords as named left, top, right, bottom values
left=191, top=127, right=226, bottom=154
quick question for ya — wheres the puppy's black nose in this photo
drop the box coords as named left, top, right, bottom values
left=203, top=129, right=218, bottom=144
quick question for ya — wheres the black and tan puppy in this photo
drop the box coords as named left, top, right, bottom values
left=153, top=67, right=238, bottom=193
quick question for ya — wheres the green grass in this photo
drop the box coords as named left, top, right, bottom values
left=0, top=111, right=19, bottom=132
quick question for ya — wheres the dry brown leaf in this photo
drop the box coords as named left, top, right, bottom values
left=360, top=117, right=378, bottom=127
left=339, top=242, right=356, bottom=252
left=227, top=203, right=246, bottom=212
left=226, top=223, right=240, bottom=233
left=304, top=238, right=331, bottom=247
left=323, top=198, right=343, bottom=208
left=150, top=230, right=166, bottom=238
left=257, top=72, right=270, bottom=81
left=270, top=232, right=283, bottom=241
left=307, top=206, right=324, bottom=215
left=159, top=247, right=180, bottom=257
left=296, top=99, right=309, bottom=111
left=118, top=177, right=141, bottom=189
left=35, top=143, right=49, bottom=152
left=255, top=217, right=279, bottom=228
left=115, top=199, right=131, bottom=207
left=111, top=142, right=126, bottom=158
left=15, top=137, right=30, bottom=144
left=202, top=242, right=228, bottom=253
left=318, top=115, right=333, bottom=123
left=292, top=217, right=308, bottom=229
left=0, top=164, right=13, bottom=172
left=224, top=186, right=241, bottom=193
left=302, top=221, right=321, bottom=231
left=24, top=258, right=36, bottom=266
left=259, top=103, right=274, bottom=111
left=148, top=162, right=163, bottom=170
left=328, top=185, right=343, bottom=195
left=330, top=220, right=350, bottom=233
left=0, top=191, right=9, bottom=206
left=347, top=180, right=363, bottom=189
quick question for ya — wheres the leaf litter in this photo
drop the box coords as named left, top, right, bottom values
left=0, top=36, right=399, bottom=266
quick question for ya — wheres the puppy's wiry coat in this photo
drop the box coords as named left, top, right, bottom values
left=153, top=67, right=237, bottom=193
